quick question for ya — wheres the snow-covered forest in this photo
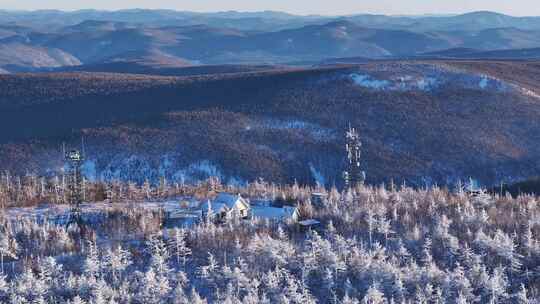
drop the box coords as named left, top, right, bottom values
left=0, top=174, right=538, bottom=303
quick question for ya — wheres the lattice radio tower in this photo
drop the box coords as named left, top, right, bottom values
left=343, top=125, right=366, bottom=189
left=64, top=145, right=85, bottom=227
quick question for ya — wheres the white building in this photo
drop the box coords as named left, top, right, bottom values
left=202, top=192, right=250, bottom=221
left=251, top=206, right=300, bottom=223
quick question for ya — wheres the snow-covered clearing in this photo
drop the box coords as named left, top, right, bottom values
left=348, top=66, right=511, bottom=93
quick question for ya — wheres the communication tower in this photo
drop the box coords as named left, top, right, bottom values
left=343, top=125, right=366, bottom=189
left=65, top=149, right=84, bottom=227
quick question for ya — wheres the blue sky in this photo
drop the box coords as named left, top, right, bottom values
left=1, top=0, right=539, bottom=16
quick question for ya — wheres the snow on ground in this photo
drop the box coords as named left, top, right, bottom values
left=82, top=160, right=97, bottom=181
left=479, top=75, right=489, bottom=89
left=3, top=199, right=200, bottom=223
left=519, top=87, right=540, bottom=100
left=348, top=65, right=511, bottom=93
left=350, top=74, right=390, bottom=89
left=3, top=197, right=298, bottom=228
left=173, top=160, right=223, bottom=183
left=89, top=154, right=237, bottom=186
left=258, top=118, right=336, bottom=141
left=251, top=205, right=297, bottom=221
left=100, top=154, right=154, bottom=182
left=309, top=163, right=326, bottom=186
left=350, top=73, right=439, bottom=91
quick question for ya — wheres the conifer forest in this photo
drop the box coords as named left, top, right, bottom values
left=0, top=171, right=538, bottom=303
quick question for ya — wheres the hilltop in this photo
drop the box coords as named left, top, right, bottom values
left=0, top=60, right=540, bottom=187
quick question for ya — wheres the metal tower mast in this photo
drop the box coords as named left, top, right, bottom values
left=343, top=125, right=365, bottom=189
left=65, top=149, right=84, bottom=227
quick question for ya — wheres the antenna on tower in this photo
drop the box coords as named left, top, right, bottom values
left=343, top=124, right=366, bottom=189
left=65, top=146, right=85, bottom=230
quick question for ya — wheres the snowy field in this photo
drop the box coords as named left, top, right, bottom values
left=3, top=199, right=199, bottom=224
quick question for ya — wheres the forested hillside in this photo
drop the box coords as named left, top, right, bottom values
left=0, top=61, right=540, bottom=187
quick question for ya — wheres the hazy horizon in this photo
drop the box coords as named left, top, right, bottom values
left=2, top=0, right=540, bottom=17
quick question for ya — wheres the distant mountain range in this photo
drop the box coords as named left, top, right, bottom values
left=2, top=10, right=540, bottom=71
left=4, top=10, right=540, bottom=32
left=420, top=47, right=540, bottom=59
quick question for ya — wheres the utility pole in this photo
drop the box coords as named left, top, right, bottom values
left=343, top=124, right=366, bottom=189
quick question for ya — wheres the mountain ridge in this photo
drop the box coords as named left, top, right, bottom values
left=1, top=61, right=540, bottom=187
left=4, top=16, right=540, bottom=72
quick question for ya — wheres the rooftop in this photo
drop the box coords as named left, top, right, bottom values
left=298, top=219, right=320, bottom=226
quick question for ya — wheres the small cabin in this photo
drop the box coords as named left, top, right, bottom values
left=202, top=193, right=250, bottom=221
left=178, top=198, right=200, bottom=209
left=311, top=192, right=328, bottom=208
left=298, top=219, right=321, bottom=231
left=251, top=206, right=300, bottom=223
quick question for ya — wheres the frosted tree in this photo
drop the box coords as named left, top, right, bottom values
left=0, top=273, right=7, bottom=302
left=142, top=267, right=171, bottom=303
left=281, top=271, right=316, bottom=304
left=449, top=263, right=474, bottom=302
left=391, top=274, right=406, bottom=301
left=91, top=279, right=109, bottom=304
left=142, top=233, right=173, bottom=303
left=343, top=293, right=360, bottom=304
left=198, top=252, right=219, bottom=287
left=169, top=228, right=192, bottom=267
left=432, top=287, right=444, bottom=304
left=12, top=267, right=43, bottom=302
left=189, top=288, right=208, bottom=304
left=104, top=245, right=132, bottom=285
left=221, top=283, right=241, bottom=304
left=127, top=182, right=140, bottom=201
left=84, top=240, right=102, bottom=279
left=494, top=230, right=522, bottom=273
left=455, top=292, right=468, bottom=304
left=262, top=266, right=284, bottom=301
left=303, top=231, right=345, bottom=277
left=146, top=233, right=171, bottom=277
left=141, top=180, right=152, bottom=200
left=68, top=296, right=87, bottom=304
left=376, top=216, right=393, bottom=245
left=56, top=228, right=73, bottom=252
left=322, top=267, right=336, bottom=302
left=362, top=283, right=387, bottom=304
left=37, top=256, right=63, bottom=293
left=413, top=285, right=428, bottom=304
left=158, top=176, right=169, bottom=198
left=486, top=266, right=508, bottom=304
left=228, top=258, right=250, bottom=298
left=247, top=233, right=295, bottom=269
left=175, top=270, right=189, bottom=289
left=395, top=240, right=410, bottom=265
left=514, top=284, right=529, bottom=304
left=421, top=237, right=434, bottom=266
left=366, top=209, right=377, bottom=246
left=171, top=283, right=189, bottom=304
left=522, top=224, right=537, bottom=257
left=0, top=232, right=17, bottom=273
